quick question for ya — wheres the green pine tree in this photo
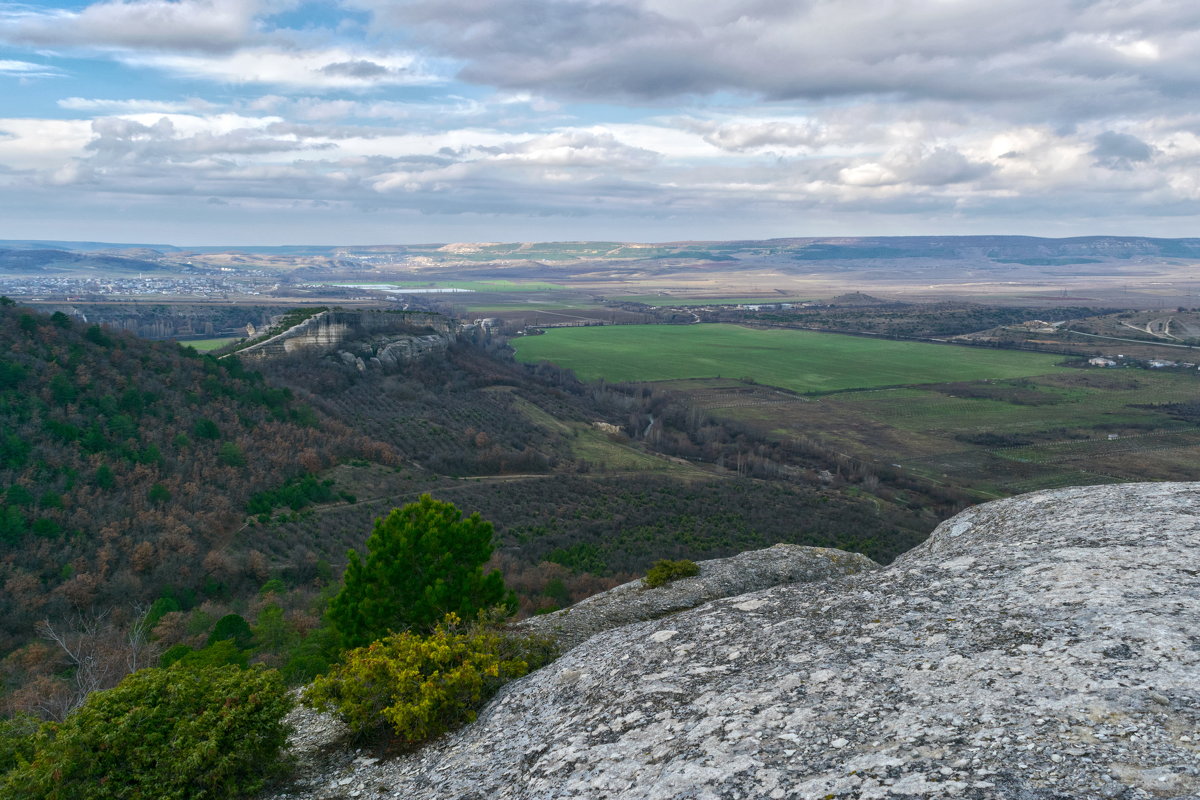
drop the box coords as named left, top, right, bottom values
left=328, top=494, right=514, bottom=649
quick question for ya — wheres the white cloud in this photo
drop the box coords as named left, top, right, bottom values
left=0, top=118, right=95, bottom=170
left=124, top=46, right=436, bottom=89
left=477, top=130, right=661, bottom=169
left=58, top=97, right=216, bottom=113
left=0, top=58, right=63, bottom=77
left=243, top=95, right=487, bottom=123
left=4, top=85, right=1200, bottom=234
left=361, top=0, right=1200, bottom=124
left=2, top=0, right=291, bottom=53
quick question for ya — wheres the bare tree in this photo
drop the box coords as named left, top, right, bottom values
left=35, top=604, right=160, bottom=721
left=37, top=609, right=114, bottom=720
left=126, top=602, right=156, bottom=674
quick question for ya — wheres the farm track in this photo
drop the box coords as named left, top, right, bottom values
left=691, top=396, right=810, bottom=410
left=1120, top=319, right=1181, bottom=341
left=1065, top=327, right=1200, bottom=350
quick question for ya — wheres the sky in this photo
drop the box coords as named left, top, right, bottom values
left=1, top=0, right=1199, bottom=246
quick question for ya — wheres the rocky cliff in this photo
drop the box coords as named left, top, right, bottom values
left=266, top=482, right=1200, bottom=800
left=235, top=310, right=457, bottom=369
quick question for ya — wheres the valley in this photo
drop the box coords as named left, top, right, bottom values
left=4, top=237, right=1200, bottom=763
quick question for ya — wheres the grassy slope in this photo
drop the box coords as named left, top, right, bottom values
left=513, top=324, right=1070, bottom=393
left=181, top=337, right=239, bottom=351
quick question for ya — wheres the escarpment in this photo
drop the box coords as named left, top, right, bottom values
left=235, top=310, right=458, bottom=368
left=268, top=482, right=1200, bottom=800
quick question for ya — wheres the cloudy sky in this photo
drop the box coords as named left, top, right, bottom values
left=1, top=0, right=1198, bottom=245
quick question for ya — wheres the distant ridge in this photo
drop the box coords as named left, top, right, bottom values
left=0, top=248, right=169, bottom=274
left=6, top=235, right=1200, bottom=258
left=0, top=239, right=178, bottom=252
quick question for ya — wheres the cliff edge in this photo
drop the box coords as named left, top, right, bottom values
left=267, top=482, right=1200, bottom=799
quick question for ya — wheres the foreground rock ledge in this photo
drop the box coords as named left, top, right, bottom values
left=266, top=482, right=1200, bottom=800
left=515, top=543, right=880, bottom=652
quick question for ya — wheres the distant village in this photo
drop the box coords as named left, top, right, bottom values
left=0, top=274, right=270, bottom=301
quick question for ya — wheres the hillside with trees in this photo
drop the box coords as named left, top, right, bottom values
left=0, top=299, right=388, bottom=657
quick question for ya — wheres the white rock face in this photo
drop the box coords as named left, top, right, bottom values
left=266, top=482, right=1200, bottom=800
left=237, top=311, right=456, bottom=362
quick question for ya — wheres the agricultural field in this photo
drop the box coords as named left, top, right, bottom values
left=676, top=370, right=1200, bottom=498
left=512, top=324, right=1071, bottom=393
left=613, top=295, right=810, bottom=306
left=331, top=279, right=570, bottom=292
left=512, top=322, right=1200, bottom=499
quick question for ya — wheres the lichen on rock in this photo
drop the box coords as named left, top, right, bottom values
left=264, top=482, right=1200, bottom=800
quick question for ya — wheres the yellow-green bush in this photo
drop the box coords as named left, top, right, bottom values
left=643, top=558, right=700, bottom=588
left=304, top=613, right=555, bottom=744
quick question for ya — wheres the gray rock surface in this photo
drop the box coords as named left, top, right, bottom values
left=264, top=482, right=1200, bottom=800
left=515, top=544, right=879, bottom=652
left=373, top=335, right=450, bottom=370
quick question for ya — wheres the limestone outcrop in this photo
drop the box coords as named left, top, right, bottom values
left=265, top=482, right=1200, bottom=800
left=236, top=310, right=456, bottom=363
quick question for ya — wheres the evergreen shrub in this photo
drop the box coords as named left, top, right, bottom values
left=643, top=558, right=700, bottom=588
left=1, top=664, right=293, bottom=800
left=328, top=494, right=515, bottom=649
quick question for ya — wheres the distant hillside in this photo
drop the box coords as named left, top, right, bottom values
left=8, top=235, right=1200, bottom=266
left=0, top=248, right=169, bottom=275
left=826, top=292, right=894, bottom=306
left=0, top=299, right=387, bottom=653
left=0, top=240, right=177, bottom=252
left=774, top=235, right=1200, bottom=263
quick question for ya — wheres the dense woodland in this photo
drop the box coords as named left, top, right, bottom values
left=0, top=300, right=399, bottom=713
left=0, top=299, right=960, bottom=720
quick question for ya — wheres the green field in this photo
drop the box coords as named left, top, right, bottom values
left=180, top=337, right=239, bottom=351
left=614, top=296, right=809, bottom=306
left=460, top=302, right=601, bottom=313
left=512, top=324, right=1070, bottom=393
